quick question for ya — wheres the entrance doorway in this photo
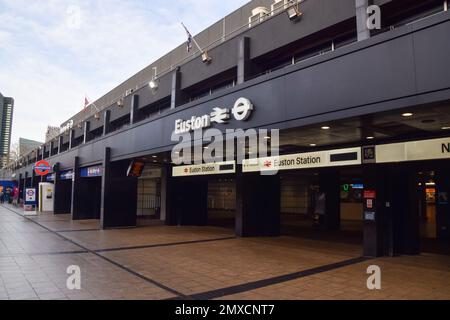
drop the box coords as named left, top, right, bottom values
left=279, top=169, right=363, bottom=246
left=417, top=167, right=450, bottom=255
left=207, top=178, right=236, bottom=229
left=136, top=170, right=162, bottom=226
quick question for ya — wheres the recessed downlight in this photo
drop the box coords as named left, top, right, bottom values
left=442, top=126, right=450, bottom=130
left=366, top=136, right=374, bottom=140
left=321, top=126, right=330, bottom=130
left=402, top=112, right=414, bottom=117
left=309, top=144, right=317, bottom=147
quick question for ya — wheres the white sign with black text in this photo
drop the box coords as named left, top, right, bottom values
left=242, top=147, right=362, bottom=173
left=173, top=161, right=236, bottom=177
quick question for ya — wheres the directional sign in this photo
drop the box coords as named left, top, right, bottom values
left=34, top=160, right=51, bottom=176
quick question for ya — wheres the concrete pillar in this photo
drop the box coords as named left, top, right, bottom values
left=170, top=67, right=185, bottom=109
left=100, top=147, right=138, bottom=229
left=83, top=121, right=91, bottom=144
left=319, top=169, right=341, bottom=231
left=435, top=165, right=450, bottom=240
left=356, top=0, right=373, bottom=41
left=130, top=95, right=141, bottom=125
left=58, top=136, right=63, bottom=154
left=69, top=129, right=75, bottom=149
left=235, top=171, right=280, bottom=237
left=103, top=110, right=111, bottom=135
left=237, top=37, right=255, bottom=84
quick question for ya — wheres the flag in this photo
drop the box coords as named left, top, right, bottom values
left=182, top=23, right=193, bottom=52
left=84, top=96, right=90, bottom=112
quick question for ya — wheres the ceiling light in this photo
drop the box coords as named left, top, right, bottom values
left=442, top=126, right=450, bottom=130
left=152, top=155, right=157, bottom=158
left=264, top=136, right=271, bottom=139
left=321, top=126, right=330, bottom=130
left=366, top=136, right=374, bottom=140
left=309, top=144, right=317, bottom=147
left=402, top=112, right=413, bottom=117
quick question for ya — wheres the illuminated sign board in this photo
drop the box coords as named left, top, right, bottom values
left=80, top=165, right=102, bottom=177
left=174, top=98, right=253, bottom=134
left=376, top=137, right=450, bottom=163
left=172, top=161, right=236, bottom=177
left=242, top=147, right=361, bottom=173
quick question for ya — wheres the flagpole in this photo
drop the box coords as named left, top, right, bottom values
left=181, top=22, right=203, bottom=53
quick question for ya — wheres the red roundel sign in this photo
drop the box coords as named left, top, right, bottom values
left=34, top=160, right=51, bottom=176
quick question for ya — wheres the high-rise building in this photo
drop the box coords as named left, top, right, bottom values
left=45, top=125, right=60, bottom=143
left=0, top=92, right=14, bottom=168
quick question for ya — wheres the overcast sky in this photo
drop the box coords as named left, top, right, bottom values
left=0, top=0, right=249, bottom=144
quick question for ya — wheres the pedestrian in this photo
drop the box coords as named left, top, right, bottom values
left=0, top=189, right=4, bottom=204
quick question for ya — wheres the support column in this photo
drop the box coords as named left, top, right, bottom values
left=69, top=129, right=75, bottom=149
left=237, top=37, right=255, bottom=84
left=71, top=156, right=82, bottom=220
left=319, top=169, right=341, bottom=231
left=130, top=95, right=141, bottom=125
left=170, top=67, right=185, bottom=109
left=165, top=174, right=208, bottom=226
left=103, top=110, right=111, bottom=135
left=235, top=171, right=280, bottom=237
left=356, top=0, right=373, bottom=41
left=58, top=136, right=63, bottom=154
left=83, top=121, right=91, bottom=144
left=435, top=165, right=450, bottom=240
left=100, top=148, right=138, bottom=229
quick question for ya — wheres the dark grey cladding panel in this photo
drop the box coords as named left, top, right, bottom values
left=61, top=134, right=70, bottom=144
left=73, top=126, right=84, bottom=139
left=246, top=0, right=356, bottom=59
left=180, top=38, right=239, bottom=89
left=89, top=116, right=104, bottom=131
left=413, top=19, right=450, bottom=93
left=285, top=34, right=416, bottom=119
left=109, top=102, right=131, bottom=122
left=136, top=72, right=172, bottom=109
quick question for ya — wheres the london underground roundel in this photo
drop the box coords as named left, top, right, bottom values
left=34, top=160, right=51, bottom=176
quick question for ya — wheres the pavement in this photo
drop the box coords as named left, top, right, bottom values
left=0, top=205, right=449, bottom=300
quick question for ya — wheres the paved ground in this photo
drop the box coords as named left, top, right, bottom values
left=0, top=205, right=449, bottom=300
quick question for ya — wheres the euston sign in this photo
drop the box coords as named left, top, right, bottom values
left=243, top=147, right=361, bottom=173
left=34, top=160, right=51, bottom=176
left=173, top=161, right=236, bottom=177
left=174, top=98, right=253, bottom=134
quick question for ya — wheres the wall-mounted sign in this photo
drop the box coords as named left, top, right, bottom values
left=47, top=173, right=55, bottom=182
left=127, top=160, right=145, bottom=177
left=174, top=98, right=253, bottom=134
left=242, top=147, right=361, bottom=173
left=173, top=161, right=235, bottom=177
left=376, top=137, right=450, bottom=163
left=60, top=170, right=74, bottom=181
left=34, top=160, right=51, bottom=176
left=80, top=165, right=102, bottom=178
left=364, top=190, right=376, bottom=199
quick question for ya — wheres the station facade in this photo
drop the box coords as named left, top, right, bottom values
left=2, top=0, right=450, bottom=257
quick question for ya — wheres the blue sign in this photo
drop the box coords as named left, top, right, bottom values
left=80, top=165, right=102, bottom=178
left=60, top=170, right=74, bottom=180
left=47, top=173, right=55, bottom=182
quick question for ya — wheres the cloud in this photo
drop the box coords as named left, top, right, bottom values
left=0, top=0, right=249, bottom=143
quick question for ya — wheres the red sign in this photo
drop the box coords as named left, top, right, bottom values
left=364, top=190, right=376, bottom=199
left=34, top=160, right=51, bottom=176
